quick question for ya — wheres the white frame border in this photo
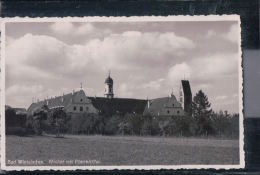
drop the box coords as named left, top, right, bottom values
left=0, top=15, right=244, bottom=171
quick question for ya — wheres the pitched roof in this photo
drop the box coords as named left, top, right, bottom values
left=27, top=90, right=84, bottom=113
left=88, top=97, right=147, bottom=115
left=27, top=90, right=147, bottom=116
left=181, top=80, right=192, bottom=96
left=144, top=95, right=182, bottom=115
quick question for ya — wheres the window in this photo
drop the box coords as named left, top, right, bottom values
left=167, top=110, right=170, bottom=114
left=172, top=104, right=175, bottom=107
left=86, top=107, right=89, bottom=111
left=80, top=98, right=83, bottom=102
left=177, top=110, right=180, bottom=114
left=80, top=106, right=83, bottom=111
left=73, top=106, right=77, bottom=111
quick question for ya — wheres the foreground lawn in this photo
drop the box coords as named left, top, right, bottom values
left=6, top=135, right=239, bottom=166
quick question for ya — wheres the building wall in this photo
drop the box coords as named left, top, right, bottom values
left=159, top=97, right=184, bottom=116
left=144, top=96, right=185, bottom=117
left=66, top=90, right=98, bottom=114
left=160, top=107, right=184, bottom=116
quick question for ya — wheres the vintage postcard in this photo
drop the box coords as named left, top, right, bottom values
left=0, top=16, right=244, bottom=171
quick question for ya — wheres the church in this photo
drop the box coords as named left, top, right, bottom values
left=28, top=72, right=192, bottom=118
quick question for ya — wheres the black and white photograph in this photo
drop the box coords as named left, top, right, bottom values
left=1, top=16, right=243, bottom=170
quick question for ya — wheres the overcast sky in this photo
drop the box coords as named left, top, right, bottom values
left=5, top=21, right=240, bottom=113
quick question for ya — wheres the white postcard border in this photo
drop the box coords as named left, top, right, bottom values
left=0, top=15, right=244, bottom=171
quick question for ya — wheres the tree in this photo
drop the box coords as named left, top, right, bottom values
left=104, top=114, right=121, bottom=135
left=32, top=105, right=49, bottom=135
left=140, top=115, right=153, bottom=136
left=192, top=90, right=214, bottom=136
left=49, top=107, right=70, bottom=137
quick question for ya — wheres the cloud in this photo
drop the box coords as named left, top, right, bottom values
left=168, top=63, right=192, bottom=83
left=9, top=30, right=194, bottom=72
left=50, top=22, right=111, bottom=38
left=6, top=31, right=194, bottom=105
left=223, top=24, right=239, bottom=43
left=167, top=53, right=238, bottom=85
left=191, top=53, right=238, bottom=80
left=50, top=22, right=97, bottom=36
left=216, top=95, right=228, bottom=100
left=92, top=31, right=195, bottom=70
left=204, top=24, right=239, bottom=44
left=50, top=22, right=75, bottom=35
left=6, top=84, right=44, bottom=96
left=117, top=83, right=134, bottom=98
left=141, top=78, right=165, bottom=90
left=76, top=23, right=95, bottom=35
left=6, top=34, right=70, bottom=79
left=206, top=30, right=217, bottom=38
left=6, top=84, right=44, bottom=107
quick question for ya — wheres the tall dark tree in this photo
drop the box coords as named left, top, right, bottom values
left=192, top=90, right=214, bottom=136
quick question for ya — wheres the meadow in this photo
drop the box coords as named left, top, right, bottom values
left=6, top=135, right=239, bottom=166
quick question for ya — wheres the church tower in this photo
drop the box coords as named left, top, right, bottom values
left=179, top=80, right=192, bottom=116
left=104, top=71, right=114, bottom=98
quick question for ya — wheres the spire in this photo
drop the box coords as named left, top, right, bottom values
left=108, top=70, right=111, bottom=77
left=80, top=82, right=83, bottom=89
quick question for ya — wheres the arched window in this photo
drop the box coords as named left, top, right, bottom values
left=177, top=110, right=180, bottom=114
left=80, top=98, right=83, bottom=102
left=73, top=106, right=77, bottom=111
left=80, top=106, right=83, bottom=111
left=167, top=110, right=170, bottom=114
left=172, top=103, right=175, bottom=107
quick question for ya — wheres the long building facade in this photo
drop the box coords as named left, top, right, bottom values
left=28, top=73, right=192, bottom=117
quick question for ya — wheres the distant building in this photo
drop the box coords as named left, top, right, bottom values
left=27, top=72, right=192, bottom=118
left=143, top=94, right=184, bottom=116
left=179, top=80, right=192, bottom=116
left=28, top=89, right=98, bottom=117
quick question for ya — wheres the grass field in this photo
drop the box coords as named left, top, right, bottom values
left=6, top=135, right=239, bottom=166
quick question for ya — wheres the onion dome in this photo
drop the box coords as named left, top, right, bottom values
left=105, top=76, right=113, bottom=84
left=105, top=71, right=113, bottom=84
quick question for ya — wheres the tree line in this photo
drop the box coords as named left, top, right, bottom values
left=26, top=90, right=239, bottom=139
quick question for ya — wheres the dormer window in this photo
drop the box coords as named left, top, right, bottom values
left=80, top=99, right=83, bottom=102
